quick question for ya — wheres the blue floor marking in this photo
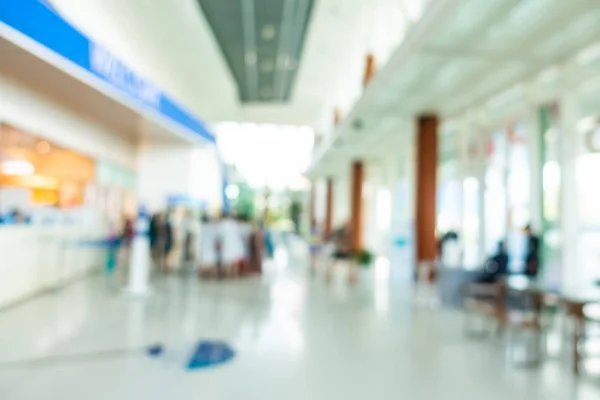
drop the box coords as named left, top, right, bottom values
left=146, top=344, right=165, bottom=358
left=186, top=341, right=235, bottom=370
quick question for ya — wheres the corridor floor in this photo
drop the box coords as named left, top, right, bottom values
left=0, top=254, right=598, bottom=399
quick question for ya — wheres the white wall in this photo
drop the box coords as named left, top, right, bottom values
left=137, top=141, right=194, bottom=212
left=333, top=178, right=350, bottom=228
left=0, top=227, right=107, bottom=309
left=0, top=75, right=136, bottom=170
left=189, top=146, right=223, bottom=210
left=137, top=140, right=222, bottom=212
left=313, top=179, right=327, bottom=225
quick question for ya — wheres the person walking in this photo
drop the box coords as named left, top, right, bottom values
left=198, top=214, right=218, bottom=278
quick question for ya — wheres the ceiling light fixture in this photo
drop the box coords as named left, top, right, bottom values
left=37, top=141, right=51, bottom=154
left=2, top=160, right=35, bottom=176
left=261, top=24, right=276, bottom=40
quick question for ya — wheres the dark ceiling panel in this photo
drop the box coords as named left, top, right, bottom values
left=196, top=0, right=315, bottom=103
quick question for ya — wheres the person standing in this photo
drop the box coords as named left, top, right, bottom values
left=477, top=240, right=509, bottom=284
left=309, top=219, right=321, bottom=275
left=249, top=220, right=264, bottom=274
left=198, top=214, right=218, bottom=278
left=238, top=215, right=253, bottom=275
left=524, top=224, right=540, bottom=277
left=165, top=207, right=183, bottom=273
left=219, top=213, right=245, bottom=278
left=182, top=209, right=200, bottom=271
left=149, top=212, right=165, bottom=269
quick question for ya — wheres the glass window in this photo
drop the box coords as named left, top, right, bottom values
left=540, top=103, right=562, bottom=278
left=437, top=130, right=461, bottom=235
left=576, top=117, right=600, bottom=283
left=506, top=123, right=531, bottom=271
left=484, top=130, right=508, bottom=255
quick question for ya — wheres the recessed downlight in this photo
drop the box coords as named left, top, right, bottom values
left=261, top=24, right=276, bottom=40
left=260, top=59, right=274, bottom=72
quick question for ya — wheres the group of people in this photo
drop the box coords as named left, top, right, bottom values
left=198, top=213, right=264, bottom=278
left=436, top=224, right=541, bottom=284
left=147, top=210, right=264, bottom=279
left=478, top=224, right=541, bottom=283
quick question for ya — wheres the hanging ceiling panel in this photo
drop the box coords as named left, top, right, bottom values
left=196, top=0, right=315, bottom=103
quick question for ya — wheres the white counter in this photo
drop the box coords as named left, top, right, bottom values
left=0, top=226, right=108, bottom=309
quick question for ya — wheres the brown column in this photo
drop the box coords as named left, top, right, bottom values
left=324, top=178, right=334, bottom=238
left=334, top=108, right=342, bottom=127
left=350, top=161, right=364, bottom=252
left=415, top=115, right=438, bottom=272
left=363, top=54, right=376, bottom=87
left=308, top=182, right=316, bottom=224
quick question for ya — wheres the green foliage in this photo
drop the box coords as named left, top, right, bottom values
left=354, top=249, right=374, bottom=267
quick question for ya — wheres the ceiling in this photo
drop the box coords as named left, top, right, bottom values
left=48, top=0, right=376, bottom=127
left=310, top=0, right=600, bottom=178
left=197, top=0, right=315, bottom=103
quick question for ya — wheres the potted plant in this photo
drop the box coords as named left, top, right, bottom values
left=354, top=249, right=374, bottom=268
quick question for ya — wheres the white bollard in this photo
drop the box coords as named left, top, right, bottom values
left=125, top=206, right=151, bottom=297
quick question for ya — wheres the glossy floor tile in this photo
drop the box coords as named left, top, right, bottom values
left=0, top=250, right=598, bottom=399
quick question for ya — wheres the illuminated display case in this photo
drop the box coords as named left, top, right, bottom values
left=0, top=124, right=96, bottom=220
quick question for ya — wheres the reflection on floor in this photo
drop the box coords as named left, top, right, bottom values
left=0, top=246, right=598, bottom=399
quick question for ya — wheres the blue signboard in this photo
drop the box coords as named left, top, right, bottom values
left=0, top=0, right=215, bottom=143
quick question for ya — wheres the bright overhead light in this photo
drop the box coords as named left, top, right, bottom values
left=261, top=24, right=276, bottom=40
left=577, top=42, right=600, bottom=66
left=2, top=160, right=35, bottom=176
left=225, top=184, right=239, bottom=200
left=215, top=123, right=315, bottom=190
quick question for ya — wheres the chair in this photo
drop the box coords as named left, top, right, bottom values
left=563, top=300, right=600, bottom=374
left=462, top=281, right=507, bottom=337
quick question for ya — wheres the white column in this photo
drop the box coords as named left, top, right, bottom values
left=474, top=110, right=487, bottom=265
left=125, top=206, right=151, bottom=296
left=388, top=131, right=416, bottom=280
left=456, top=116, right=469, bottom=236
left=382, top=155, right=399, bottom=257
left=525, top=84, right=543, bottom=232
left=560, top=62, right=580, bottom=287
left=333, top=174, right=350, bottom=227
left=313, top=178, right=327, bottom=225
left=364, top=161, right=384, bottom=255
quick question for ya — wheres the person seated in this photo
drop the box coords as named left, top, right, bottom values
left=477, top=241, right=509, bottom=284
left=524, top=224, right=540, bottom=277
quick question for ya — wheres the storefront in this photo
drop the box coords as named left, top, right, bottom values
left=0, top=124, right=97, bottom=222
left=0, top=0, right=219, bottom=307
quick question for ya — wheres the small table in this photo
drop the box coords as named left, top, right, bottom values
left=561, top=285, right=600, bottom=374
left=504, top=275, right=552, bottom=331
